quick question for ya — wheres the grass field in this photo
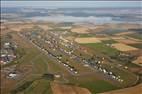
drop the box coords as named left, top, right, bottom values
left=8, top=32, right=53, bottom=94
left=78, top=34, right=96, bottom=38
left=82, top=43, right=119, bottom=56
left=79, top=80, right=119, bottom=94
left=102, top=40, right=117, bottom=44
left=99, top=29, right=125, bottom=35
left=129, top=44, right=142, bottom=49
left=24, top=79, right=52, bottom=94
left=31, top=54, right=49, bottom=74
left=128, top=33, right=142, bottom=40
left=104, top=64, right=138, bottom=87
left=101, top=83, right=142, bottom=94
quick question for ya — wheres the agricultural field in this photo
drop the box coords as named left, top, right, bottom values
left=82, top=43, right=119, bottom=56
left=127, top=31, right=142, bottom=40
left=115, top=31, right=135, bottom=36
left=1, top=1, right=142, bottom=94
left=77, top=34, right=96, bottom=38
left=75, top=37, right=101, bottom=43
left=101, top=83, right=142, bottom=94
left=1, top=21, right=142, bottom=94
left=111, top=43, right=139, bottom=52
left=132, top=56, right=142, bottom=66
left=71, top=26, right=90, bottom=34
left=51, top=82, right=91, bottom=94
left=79, top=80, right=119, bottom=94
left=129, top=44, right=142, bottom=49
left=101, top=39, right=117, bottom=44
left=114, top=39, right=142, bottom=44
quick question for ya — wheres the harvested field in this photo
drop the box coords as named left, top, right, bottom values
left=71, top=27, right=90, bottom=34
left=66, top=36, right=75, bottom=41
left=91, top=26, right=108, bottom=33
left=51, top=82, right=91, bottom=94
left=75, top=37, right=101, bottom=43
left=10, top=24, right=34, bottom=32
left=60, top=26, right=72, bottom=29
left=133, top=56, right=142, bottom=66
left=115, top=39, right=142, bottom=44
left=38, top=25, right=52, bottom=30
left=96, top=37, right=110, bottom=41
left=1, top=25, right=7, bottom=30
left=105, top=23, right=141, bottom=29
left=111, top=43, right=139, bottom=51
left=100, top=83, right=142, bottom=94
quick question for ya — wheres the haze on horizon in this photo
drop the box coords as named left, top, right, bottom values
left=1, top=1, right=142, bottom=9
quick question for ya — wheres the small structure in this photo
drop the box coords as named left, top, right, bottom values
left=8, top=72, right=17, bottom=78
left=54, top=74, right=61, bottom=78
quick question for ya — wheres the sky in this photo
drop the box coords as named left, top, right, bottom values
left=1, top=1, right=142, bottom=8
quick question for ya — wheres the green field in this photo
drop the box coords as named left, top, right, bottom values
left=82, top=43, right=119, bottom=56
left=79, top=80, right=119, bottom=94
left=102, top=39, right=117, bottom=44
left=24, top=79, right=52, bottom=94
left=96, top=29, right=126, bottom=35
left=8, top=33, right=53, bottom=94
left=78, top=34, right=96, bottom=38
left=128, top=43, right=142, bottom=49
left=128, top=33, right=142, bottom=40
